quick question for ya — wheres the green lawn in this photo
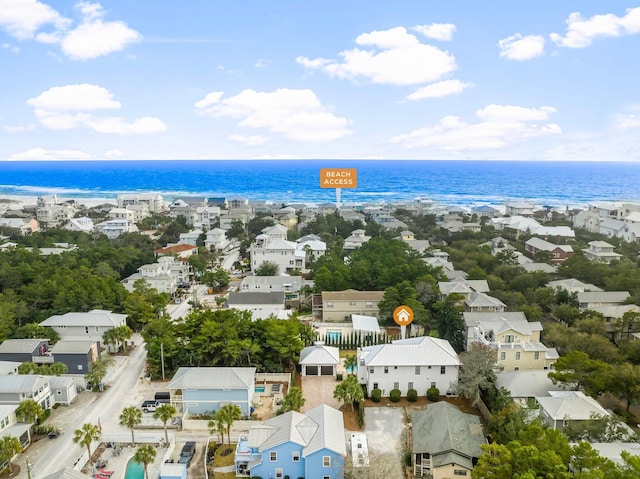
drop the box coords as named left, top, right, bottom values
left=213, top=443, right=236, bottom=467
left=340, top=349, right=357, bottom=358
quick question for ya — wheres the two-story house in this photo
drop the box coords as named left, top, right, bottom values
left=438, top=279, right=490, bottom=302
left=582, top=241, right=622, bottom=263
left=357, top=336, right=460, bottom=397
left=235, top=404, right=346, bottom=479
left=343, top=230, right=371, bottom=252
left=577, top=291, right=631, bottom=311
left=117, top=193, right=165, bottom=214
left=0, top=374, right=53, bottom=410
left=0, top=404, right=31, bottom=448
left=0, top=339, right=51, bottom=364
left=463, top=312, right=557, bottom=371
left=464, top=292, right=506, bottom=313
left=315, top=290, right=384, bottom=322
left=250, top=226, right=306, bottom=274
left=205, top=228, right=230, bottom=251
left=122, top=256, right=191, bottom=294
left=167, top=367, right=256, bottom=416
left=524, top=237, right=573, bottom=263
left=39, top=310, right=128, bottom=344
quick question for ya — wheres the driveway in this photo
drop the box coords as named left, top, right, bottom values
left=364, top=407, right=405, bottom=479
left=300, top=376, right=343, bottom=413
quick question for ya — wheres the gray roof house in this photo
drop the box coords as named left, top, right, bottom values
left=50, top=340, right=100, bottom=375
left=299, top=342, right=340, bottom=377
left=464, top=292, right=506, bottom=313
left=48, top=376, right=78, bottom=406
left=0, top=361, right=20, bottom=376
left=577, top=291, right=631, bottom=311
left=39, top=309, right=127, bottom=343
left=227, top=291, right=288, bottom=320
left=0, top=374, right=53, bottom=410
left=0, top=404, right=31, bottom=448
left=168, top=367, right=256, bottom=416
left=412, top=402, right=485, bottom=478
left=0, top=339, right=51, bottom=364
left=537, top=391, right=610, bottom=431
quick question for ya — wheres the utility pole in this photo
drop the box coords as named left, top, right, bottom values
left=160, top=342, right=165, bottom=381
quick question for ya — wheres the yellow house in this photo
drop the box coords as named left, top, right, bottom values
left=464, top=312, right=558, bottom=371
left=315, top=289, right=384, bottom=322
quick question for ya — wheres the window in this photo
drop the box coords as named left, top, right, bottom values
left=275, top=468, right=283, bottom=479
left=408, top=382, right=414, bottom=390
left=77, top=365, right=83, bottom=371
left=415, top=366, right=420, bottom=375
left=323, top=456, right=331, bottom=467
left=384, top=366, right=389, bottom=374
left=454, top=470, right=468, bottom=476
left=366, top=301, right=373, bottom=307
left=505, top=334, right=515, bottom=343
left=292, top=451, right=300, bottom=462
left=350, top=301, right=357, bottom=306
left=393, top=382, right=399, bottom=390
left=440, top=366, right=446, bottom=375
left=85, top=326, right=89, bottom=334
left=373, top=382, right=378, bottom=390
left=534, top=352, right=540, bottom=360
left=369, top=367, right=374, bottom=374
left=327, top=301, right=334, bottom=308
left=515, top=352, right=521, bottom=360
left=270, top=451, right=277, bottom=462
left=500, top=352, right=506, bottom=361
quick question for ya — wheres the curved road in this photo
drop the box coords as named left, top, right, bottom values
left=29, top=341, right=147, bottom=479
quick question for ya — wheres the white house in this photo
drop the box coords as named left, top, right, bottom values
left=582, top=241, right=622, bottom=264
left=357, top=336, right=460, bottom=397
left=205, top=228, right=230, bottom=251
left=122, top=256, right=191, bottom=294
left=343, top=229, right=371, bottom=251
left=117, top=193, right=165, bottom=214
left=39, top=310, right=127, bottom=343
left=95, top=219, right=138, bottom=239
left=227, top=292, right=288, bottom=320
left=250, top=231, right=305, bottom=274
left=299, top=342, right=340, bottom=376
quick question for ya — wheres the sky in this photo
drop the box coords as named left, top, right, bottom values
left=1, top=1, right=640, bottom=161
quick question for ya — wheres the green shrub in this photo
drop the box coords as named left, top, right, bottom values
left=407, top=388, right=418, bottom=402
left=427, top=386, right=440, bottom=402
left=390, top=389, right=401, bottom=402
left=358, top=401, right=364, bottom=428
left=336, top=373, right=343, bottom=381
left=371, top=388, right=382, bottom=402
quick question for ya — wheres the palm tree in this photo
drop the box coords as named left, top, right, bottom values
left=133, top=444, right=156, bottom=479
left=153, top=403, right=177, bottom=444
left=119, top=406, right=142, bottom=446
left=15, top=399, right=44, bottom=424
left=218, top=404, right=242, bottom=447
left=73, top=423, right=101, bottom=466
left=208, top=412, right=226, bottom=446
left=0, top=436, right=22, bottom=475
left=344, top=354, right=358, bottom=376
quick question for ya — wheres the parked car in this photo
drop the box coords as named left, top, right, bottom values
left=141, top=400, right=159, bottom=413
left=178, top=441, right=196, bottom=467
left=155, top=391, right=171, bottom=404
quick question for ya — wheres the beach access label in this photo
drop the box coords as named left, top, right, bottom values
left=320, top=168, right=357, bottom=188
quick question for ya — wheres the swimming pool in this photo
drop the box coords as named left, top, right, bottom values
left=255, top=386, right=266, bottom=393
left=346, top=366, right=357, bottom=374
left=326, top=331, right=342, bottom=342
left=125, top=457, right=144, bottom=479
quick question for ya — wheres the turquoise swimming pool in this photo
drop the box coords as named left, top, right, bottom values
left=125, top=457, right=144, bottom=479
left=326, top=331, right=342, bottom=342
left=255, top=386, right=266, bottom=393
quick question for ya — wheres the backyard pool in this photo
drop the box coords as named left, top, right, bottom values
left=125, top=457, right=144, bottom=479
left=255, top=386, right=266, bottom=393
left=326, top=331, right=342, bottom=342
left=346, top=365, right=357, bottom=374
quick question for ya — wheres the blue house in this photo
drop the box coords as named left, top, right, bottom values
left=235, top=404, right=346, bottom=479
left=167, top=367, right=256, bottom=416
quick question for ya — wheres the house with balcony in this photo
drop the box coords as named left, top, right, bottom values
left=117, top=193, right=165, bottom=214
left=234, top=404, right=345, bottom=479
left=195, top=206, right=221, bottom=229
left=582, top=241, right=622, bottom=264
left=39, top=310, right=127, bottom=344
left=178, top=229, right=203, bottom=246
left=463, top=312, right=557, bottom=371
left=438, top=279, right=490, bottom=302
left=357, top=336, right=460, bottom=397
left=314, top=290, right=384, bottom=322
left=343, top=229, right=371, bottom=252
left=250, top=234, right=305, bottom=275
left=0, top=374, right=53, bottom=410
left=36, top=203, right=77, bottom=228
left=412, top=402, right=485, bottom=478
left=577, top=291, right=630, bottom=311
left=0, top=339, right=52, bottom=364
left=296, top=234, right=327, bottom=261
left=122, top=256, right=191, bottom=294
left=50, top=340, right=99, bottom=375
left=0, top=217, right=39, bottom=235
left=205, top=228, right=230, bottom=251
left=95, top=218, right=138, bottom=239
left=64, top=216, right=95, bottom=233
left=239, top=276, right=305, bottom=307
left=505, top=201, right=535, bottom=216
left=167, top=367, right=256, bottom=416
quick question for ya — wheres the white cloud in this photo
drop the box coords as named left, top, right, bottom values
left=297, top=26, right=456, bottom=86
left=229, top=134, right=270, bottom=145
left=615, top=113, right=640, bottom=129
left=390, top=104, right=561, bottom=150
left=413, top=23, right=456, bottom=41
left=28, top=84, right=121, bottom=111
left=406, top=79, right=471, bottom=101
left=498, top=34, right=545, bottom=60
left=0, top=0, right=70, bottom=39
left=1, top=42, right=20, bottom=53
left=60, top=2, right=141, bottom=60
left=0, top=1, right=140, bottom=60
left=550, top=7, right=640, bottom=48
left=105, top=148, right=123, bottom=158
left=28, top=83, right=166, bottom=134
left=255, top=58, right=270, bottom=68
left=10, top=147, right=91, bottom=160
left=196, top=88, right=352, bottom=142
left=194, top=91, right=223, bottom=111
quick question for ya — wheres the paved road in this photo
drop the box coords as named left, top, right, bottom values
left=26, top=339, right=148, bottom=479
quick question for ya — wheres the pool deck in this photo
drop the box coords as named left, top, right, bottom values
left=89, top=443, right=169, bottom=479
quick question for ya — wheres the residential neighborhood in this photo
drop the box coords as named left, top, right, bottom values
left=2, top=193, right=640, bottom=479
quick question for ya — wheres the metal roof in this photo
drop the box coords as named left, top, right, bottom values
left=168, top=367, right=256, bottom=390
left=40, top=310, right=127, bottom=327
left=360, top=336, right=460, bottom=367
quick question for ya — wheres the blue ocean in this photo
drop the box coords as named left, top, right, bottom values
left=0, top=160, right=638, bottom=207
